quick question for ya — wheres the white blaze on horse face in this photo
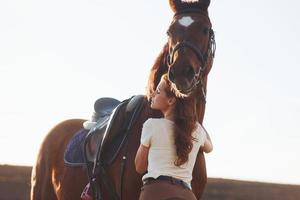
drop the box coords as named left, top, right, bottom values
left=178, top=16, right=194, bottom=27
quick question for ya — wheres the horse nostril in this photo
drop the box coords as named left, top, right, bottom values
left=185, top=66, right=195, bottom=80
left=169, top=68, right=175, bottom=83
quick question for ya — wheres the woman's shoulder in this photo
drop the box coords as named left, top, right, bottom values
left=195, top=122, right=205, bottom=131
left=143, top=118, right=173, bottom=128
left=144, top=118, right=158, bottom=125
left=194, top=122, right=207, bottom=143
left=143, top=118, right=159, bottom=129
left=144, top=118, right=172, bottom=124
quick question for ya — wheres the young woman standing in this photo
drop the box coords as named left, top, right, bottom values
left=135, top=74, right=213, bottom=200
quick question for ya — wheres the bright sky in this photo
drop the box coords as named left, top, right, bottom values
left=0, top=0, right=299, bottom=185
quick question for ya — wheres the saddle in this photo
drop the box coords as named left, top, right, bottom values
left=65, top=95, right=146, bottom=200
left=64, top=95, right=145, bottom=167
left=64, top=97, right=121, bottom=166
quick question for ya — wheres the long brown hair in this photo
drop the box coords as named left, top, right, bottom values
left=161, top=74, right=198, bottom=166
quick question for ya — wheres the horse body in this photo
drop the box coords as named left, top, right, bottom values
left=31, top=119, right=87, bottom=200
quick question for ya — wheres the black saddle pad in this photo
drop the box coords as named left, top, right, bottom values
left=64, top=128, right=89, bottom=166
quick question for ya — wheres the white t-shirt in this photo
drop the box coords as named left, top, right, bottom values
left=140, top=118, right=207, bottom=187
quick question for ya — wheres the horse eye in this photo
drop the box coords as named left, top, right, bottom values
left=202, top=27, right=209, bottom=35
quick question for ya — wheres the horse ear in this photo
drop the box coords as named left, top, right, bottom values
left=200, top=0, right=210, bottom=10
left=169, top=0, right=178, bottom=13
left=169, top=0, right=211, bottom=13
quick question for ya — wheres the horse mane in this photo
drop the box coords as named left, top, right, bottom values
left=169, top=0, right=210, bottom=13
left=146, top=43, right=169, bottom=100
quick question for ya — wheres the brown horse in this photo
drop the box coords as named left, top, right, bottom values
left=30, top=0, right=215, bottom=200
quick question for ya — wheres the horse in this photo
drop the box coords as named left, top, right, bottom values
left=30, top=0, right=215, bottom=199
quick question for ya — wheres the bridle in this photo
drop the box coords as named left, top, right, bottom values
left=167, top=10, right=216, bottom=101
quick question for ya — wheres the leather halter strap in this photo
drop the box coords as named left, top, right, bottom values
left=168, top=40, right=207, bottom=75
left=168, top=41, right=205, bottom=66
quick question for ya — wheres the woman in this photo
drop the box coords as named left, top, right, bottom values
left=135, top=74, right=213, bottom=200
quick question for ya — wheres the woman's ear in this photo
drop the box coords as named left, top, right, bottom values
left=168, top=97, right=176, bottom=105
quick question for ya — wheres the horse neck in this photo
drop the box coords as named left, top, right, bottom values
left=146, top=43, right=169, bottom=99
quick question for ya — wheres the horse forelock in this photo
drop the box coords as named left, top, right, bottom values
left=170, top=0, right=210, bottom=13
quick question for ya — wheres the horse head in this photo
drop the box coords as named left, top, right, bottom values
left=167, top=0, right=216, bottom=98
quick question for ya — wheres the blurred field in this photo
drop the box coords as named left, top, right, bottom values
left=0, top=165, right=31, bottom=200
left=1, top=164, right=300, bottom=200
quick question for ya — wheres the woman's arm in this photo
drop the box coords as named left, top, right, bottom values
left=135, top=144, right=149, bottom=174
